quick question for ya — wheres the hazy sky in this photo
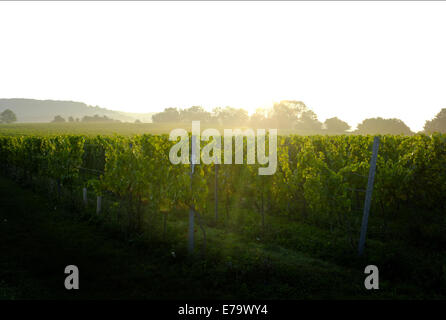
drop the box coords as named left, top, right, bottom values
left=1, top=1, right=446, bottom=131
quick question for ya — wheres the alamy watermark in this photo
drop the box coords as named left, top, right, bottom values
left=64, top=265, right=79, bottom=290
left=169, top=121, right=277, bottom=175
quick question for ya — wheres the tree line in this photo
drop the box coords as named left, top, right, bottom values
left=152, top=100, right=446, bottom=134
left=51, top=114, right=122, bottom=123
left=0, top=109, right=17, bottom=124
left=1, top=101, right=446, bottom=134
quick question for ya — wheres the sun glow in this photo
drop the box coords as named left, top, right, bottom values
left=1, top=2, right=446, bottom=131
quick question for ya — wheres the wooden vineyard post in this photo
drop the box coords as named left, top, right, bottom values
left=96, top=195, right=102, bottom=215
left=188, top=135, right=197, bottom=254
left=358, top=136, right=380, bottom=256
left=163, top=211, right=168, bottom=239
left=57, top=179, right=61, bottom=200
left=214, top=164, right=218, bottom=222
left=188, top=207, right=195, bottom=253
left=83, top=187, right=87, bottom=207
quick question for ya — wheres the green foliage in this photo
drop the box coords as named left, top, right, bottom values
left=51, top=115, right=66, bottom=123
left=324, top=117, right=351, bottom=134
left=0, top=109, right=17, bottom=124
left=356, top=117, right=413, bottom=135
left=41, top=135, right=85, bottom=185
left=424, top=108, right=446, bottom=133
left=1, top=132, right=446, bottom=299
left=0, top=132, right=445, bottom=249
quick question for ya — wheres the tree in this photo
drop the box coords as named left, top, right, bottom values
left=324, top=117, right=351, bottom=134
left=212, top=106, right=249, bottom=126
left=51, top=115, right=66, bottom=123
left=68, top=116, right=74, bottom=122
left=152, top=107, right=181, bottom=123
left=269, top=100, right=305, bottom=128
left=269, top=100, right=322, bottom=131
left=250, top=108, right=268, bottom=127
left=179, top=106, right=212, bottom=123
left=81, top=114, right=120, bottom=123
left=0, top=109, right=17, bottom=124
left=424, top=108, right=446, bottom=133
left=356, top=117, right=412, bottom=135
left=297, top=109, right=323, bottom=132
left=134, top=119, right=141, bottom=123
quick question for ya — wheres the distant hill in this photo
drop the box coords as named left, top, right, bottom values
left=0, top=99, right=154, bottom=123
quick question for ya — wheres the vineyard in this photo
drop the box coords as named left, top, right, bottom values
left=1, top=132, right=446, bottom=299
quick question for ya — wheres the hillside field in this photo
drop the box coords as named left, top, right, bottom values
left=0, top=126, right=445, bottom=300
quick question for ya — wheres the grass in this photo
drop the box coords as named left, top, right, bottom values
left=0, top=122, right=175, bottom=136
left=0, top=122, right=329, bottom=137
left=1, top=124, right=445, bottom=300
left=0, top=174, right=403, bottom=300
left=2, top=172, right=443, bottom=300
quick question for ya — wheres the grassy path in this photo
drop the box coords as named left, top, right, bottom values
left=0, top=175, right=388, bottom=300
left=0, top=175, right=169, bottom=299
